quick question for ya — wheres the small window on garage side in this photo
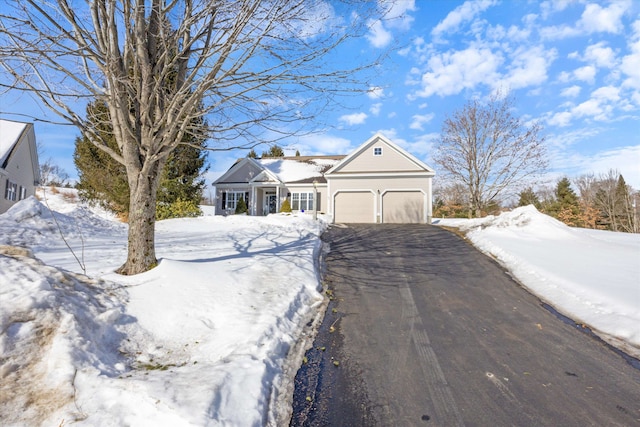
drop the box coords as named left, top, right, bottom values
left=373, top=147, right=382, bottom=156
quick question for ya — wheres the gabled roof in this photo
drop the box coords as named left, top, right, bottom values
left=214, top=133, right=434, bottom=186
left=257, top=156, right=343, bottom=184
left=0, top=119, right=29, bottom=168
left=214, top=155, right=344, bottom=185
left=326, top=132, right=435, bottom=176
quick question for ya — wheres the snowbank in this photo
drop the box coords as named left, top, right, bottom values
left=440, top=205, right=640, bottom=356
left=0, top=191, right=327, bottom=426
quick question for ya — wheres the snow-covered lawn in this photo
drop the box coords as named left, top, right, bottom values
left=1, top=191, right=638, bottom=426
left=0, top=189, right=325, bottom=427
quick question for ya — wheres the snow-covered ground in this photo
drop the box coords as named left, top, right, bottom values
left=436, top=206, right=640, bottom=358
left=0, top=189, right=325, bottom=426
left=1, top=191, right=638, bottom=426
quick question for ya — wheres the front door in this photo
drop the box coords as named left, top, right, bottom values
left=263, top=191, right=277, bottom=215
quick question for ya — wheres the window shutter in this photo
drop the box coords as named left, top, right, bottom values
left=222, top=192, right=227, bottom=209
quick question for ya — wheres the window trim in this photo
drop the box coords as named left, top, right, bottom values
left=4, top=180, right=17, bottom=201
left=224, top=191, right=248, bottom=211
left=291, top=191, right=314, bottom=211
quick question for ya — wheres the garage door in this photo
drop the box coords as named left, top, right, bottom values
left=382, top=191, right=424, bottom=223
left=334, top=191, right=375, bottom=223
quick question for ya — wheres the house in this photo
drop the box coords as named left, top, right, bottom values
left=213, top=133, right=435, bottom=224
left=0, top=119, right=40, bottom=214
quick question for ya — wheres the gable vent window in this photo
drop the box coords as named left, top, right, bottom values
left=373, top=147, right=382, bottom=156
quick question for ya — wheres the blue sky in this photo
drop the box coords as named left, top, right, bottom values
left=1, top=0, right=639, bottom=194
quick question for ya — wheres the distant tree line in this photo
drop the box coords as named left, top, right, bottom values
left=247, top=145, right=285, bottom=158
left=434, top=169, right=638, bottom=233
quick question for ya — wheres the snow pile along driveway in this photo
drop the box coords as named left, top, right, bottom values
left=0, top=191, right=326, bottom=426
left=444, top=205, right=640, bottom=358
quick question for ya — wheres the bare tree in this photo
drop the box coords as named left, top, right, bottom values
left=39, top=158, right=70, bottom=187
left=434, top=92, right=547, bottom=218
left=0, top=0, right=383, bottom=274
left=574, top=173, right=599, bottom=207
left=594, top=169, right=621, bottom=231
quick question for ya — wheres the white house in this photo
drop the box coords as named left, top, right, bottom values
left=0, top=120, right=40, bottom=214
left=213, top=133, right=435, bottom=224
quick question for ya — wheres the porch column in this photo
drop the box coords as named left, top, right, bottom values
left=276, top=186, right=280, bottom=212
left=251, top=186, right=256, bottom=216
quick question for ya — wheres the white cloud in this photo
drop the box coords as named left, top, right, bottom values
left=579, top=1, right=629, bottom=34
left=588, top=145, right=640, bottom=189
left=366, top=0, right=417, bottom=48
left=554, top=144, right=640, bottom=190
left=548, top=85, right=623, bottom=127
left=561, top=85, right=582, bottom=97
left=339, top=112, right=368, bottom=125
left=548, top=111, right=573, bottom=127
left=574, top=65, right=597, bottom=83
left=592, top=85, right=620, bottom=101
left=366, top=19, right=393, bottom=48
left=558, top=71, right=572, bottom=83
left=413, top=46, right=503, bottom=97
left=290, top=1, right=341, bottom=39
left=502, top=45, right=556, bottom=89
left=409, top=113, right=434, bottom=131
left=572, top=98, right=604, bottom=118
left=370, top=102, right=382, bottom=116
left=541, top=0, right=632, bottom=39
left=431, top=0, right=498, bottom=38
left=381, top=0, right=416, bottom=30
left=368, top=86, right=384, bottom=99
left=540, top=0, right=573, bottom=17
left=540, top=24, right=580, bottom=39
left=620, top=21, right=640, bottom=89
left=295, top=134, right=353, bottom=155
left=584, top=42, right=617, bottom=68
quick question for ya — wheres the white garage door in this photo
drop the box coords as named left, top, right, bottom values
left=382, top=191, right=424, bottom=224
left=334, top=191, right=375, bottom=223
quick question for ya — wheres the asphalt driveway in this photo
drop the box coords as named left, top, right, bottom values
left=290, top=224, right=640, bottom=426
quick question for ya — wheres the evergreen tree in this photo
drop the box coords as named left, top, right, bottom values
left=280, top=198, right=292, bottom=213
left=614, top=175, right=635, bottom=232
left=247, top=149, right=258, bottom=158
left=517, top=187, right=541, bottom=209
left=235, top=196, right=248, bottom=214
left=262, top=145, right=284, bottom=158
left=546, top=177, right=581, bottom=226
left=74, top=101, right=130, bottom=215
left=295, top=150, right=301, bottom=157
left=74, top=100, right=208, bottom=219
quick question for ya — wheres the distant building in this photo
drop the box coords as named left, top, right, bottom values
left=0, top=120, right=40, bottom=214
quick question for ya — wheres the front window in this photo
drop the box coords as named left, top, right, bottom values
left=225, top=191, right=247, bottom=211
left=291, top=192, right=314, bottom=211
left=4, top=181, right=17, bottom=201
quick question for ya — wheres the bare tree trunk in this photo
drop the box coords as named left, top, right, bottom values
left=117, top=159, right=164, bottom=275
